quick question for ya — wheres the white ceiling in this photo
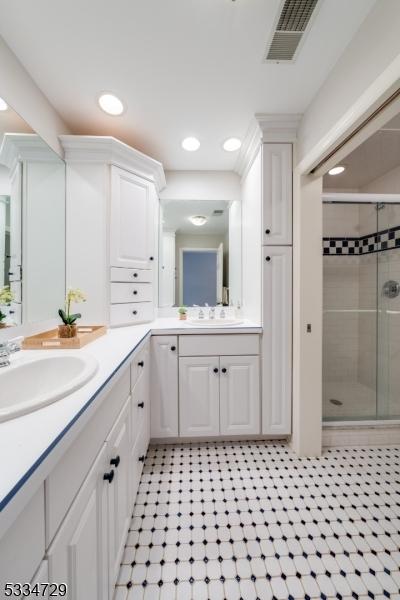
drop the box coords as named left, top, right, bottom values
left=0, top=0, right=375, bottom=170
left=323, top=113, right=400, bottom=190
left=162, top=199, right=229, bottom=235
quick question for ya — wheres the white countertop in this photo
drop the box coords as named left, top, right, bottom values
left=0, top=318, right=261, bottom=530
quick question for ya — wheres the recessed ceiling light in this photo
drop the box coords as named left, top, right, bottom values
left=223, top=137, right=242, bottom=152
left=98, top=93, right=124, bottom=116
left=182, top=137, right=200, bottom=152
left=0, top=97, right=8, bottom=111
left=189, top=215, right=207, bottom=226
left=328, top=165, right=346, bottom=175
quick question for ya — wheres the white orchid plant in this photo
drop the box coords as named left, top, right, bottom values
left=58, top=288, right=86, bottom=326
left=0, top=285, right=13, bottom=323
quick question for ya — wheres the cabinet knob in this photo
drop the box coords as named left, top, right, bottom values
left=171, top=345, right=176, bottom=352
left=266, top=256, right=271, bottom=262
left=213, top=367, right=219, bottom=374
left=138, top=401, right=144, bottom=408
left=8, top=272, right=13, bottom=276
left=133, top=290, right=138, bottom=295
left=221, top=368, right=227, bottom=374
left=103, top=470, right=114, bottom=484
left=110, top=455, right=120, bottom=468
left=133, top=272, right=138, bottom=278
left=149, top=256, right=154, bottom=261
left=265, top=229, right=270, bottom=235
left=139, top=455, right=145, bottom=462
left=138, top=360, right=144, bottom=367
left=132, top=310, right=138, bottom=315
left=9, top=310, right=15, bottom=314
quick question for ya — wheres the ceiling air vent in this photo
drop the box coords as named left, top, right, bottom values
left=265, top=0, right=319, bottom=63
left=212, top=210, right=224, bottom=216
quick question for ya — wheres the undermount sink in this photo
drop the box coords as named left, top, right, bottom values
left=185, top=318, right=243, bottom=327
left=0, top=353, right=98, bottom=423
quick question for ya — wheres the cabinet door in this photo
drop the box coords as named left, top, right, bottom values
left=106, top=400, right=131, bottom=596
left=110, top=166, right=155, bottom=269
left=179, top=357, right=220, bottom=436
left=262, top=246, right=292, bottom=435
left=220, top=356, right=260, bottom=435
left=48, top=443, right=109, bottom=600
left=263, top=144, right=292, bottom=245
left=151, top=336, right=178, bottom=438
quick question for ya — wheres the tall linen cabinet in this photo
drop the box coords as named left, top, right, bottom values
left=241, top=116, right=299, bottom=436
left=61, top=136, right=165, bottom=326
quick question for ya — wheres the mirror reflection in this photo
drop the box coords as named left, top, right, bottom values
left=0, top=102, right=65, bottom=328
left=159, top=199, right=241, bottom=308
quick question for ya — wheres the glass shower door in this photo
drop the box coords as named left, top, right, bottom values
left=377, top=203, right=400, bottom=420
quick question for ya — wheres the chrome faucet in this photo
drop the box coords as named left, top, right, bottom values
left=209, top=307, right=215, bottom=320
left=0, top=337, right=22, bottom=368
left=220, top=308, right=226, bottom=319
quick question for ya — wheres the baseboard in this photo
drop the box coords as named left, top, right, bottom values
left=323, top=424, right=400, bottom=447
left=150, top=434, right=290, bottom=445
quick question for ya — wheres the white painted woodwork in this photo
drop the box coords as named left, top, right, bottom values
left=110, top=267, right=153, bottom=283
left=31, top=560, right=49, bottom=597
left=179, top=357, right=220, bottom=436
left=0, top=486, right=45, bottom=588
left=131, top=365, right=146, bottom=448
left=220, top=356, right=260, bottom=435
left=262, top=246, right=292, bottom=435
left=110, top=166, right=155, bottom=270
left=150, top=336, right=179, bottom=438
left=111, top=282, right=153, bottom=304
left=48, top=444, right=109, bottom=600
left=106, top=399, right=131, bottom=598
left=159, top=231, right=176, bottom=307
left=45, top=367, right=130, bottom=545
left=9, top=162, right=22, bottom=271
left=179, top=334, right=259, bottom=357
left=262, top=144, right=292, bottom=245
left=110, top=302, right=154, bottom=327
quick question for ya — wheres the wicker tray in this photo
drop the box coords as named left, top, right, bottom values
left=22, top=325, right=107, bottom=349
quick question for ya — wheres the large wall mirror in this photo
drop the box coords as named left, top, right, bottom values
left=159, top=198, right=242, bottom=308
left=0, top=101, right=65, bottom=329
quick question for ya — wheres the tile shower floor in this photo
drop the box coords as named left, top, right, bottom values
left=114, top=440, right=400, bottom=600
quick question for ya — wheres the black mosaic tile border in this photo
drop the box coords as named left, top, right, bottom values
left=323, top=225, right=400, bottom=255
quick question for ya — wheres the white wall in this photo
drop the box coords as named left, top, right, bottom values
left=0, top=36, right=69, bottom=156
left=160, top=171, right=240, bottom=202
left=361, top=164, right=400, bottom=194
left=241, top=150, right=262, bottom=323
left=297, top=0, right=400, bottom=170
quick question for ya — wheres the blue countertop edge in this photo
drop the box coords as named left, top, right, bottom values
left=0, top=330, right=151, bottom=513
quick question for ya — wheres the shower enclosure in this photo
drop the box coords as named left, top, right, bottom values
left=323, top=195, right=400, bottom=422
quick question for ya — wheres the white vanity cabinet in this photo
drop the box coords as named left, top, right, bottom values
left=46, top=339, right=151, bottom=600
left=150, top=335, right=179, bottom=438
left=61, top=136, right=165, bottom=327
left=179, top=356, right=220, bottom=436
left=219, top=355, right=260, bottom=435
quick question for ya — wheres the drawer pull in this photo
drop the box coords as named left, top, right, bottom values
left=110, top=456, right=120, bottom=468
left=138, top=455, right=145, bottom=462
left=221, top=368, right=227, bottom=374
left=171, top=345, right=176, bottom=352
left=213, top=367, right=219, bottom=374
left=133, top=290, right=138, bottom=295
left=133, top=272, right=138, bottom=278
left=265, top=229, right=270, bottom=234
left=103, top=470, right=114, bottom=484
left=138, top=402, right=144, bottom=408
left=149, top=256, right=154, bottom=261
left=132, top=310, right=138, bottom=315
left=266, top=256, right=271, bottom=262
left=138, top=360, right=144, bottom=367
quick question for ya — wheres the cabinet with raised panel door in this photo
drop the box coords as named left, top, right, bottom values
left=150, top=335, right=179, bottom=438
left=179, top=355, right=260, bottom=437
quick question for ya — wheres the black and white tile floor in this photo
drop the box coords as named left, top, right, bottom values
left=114, top=441, right=400, bottom=600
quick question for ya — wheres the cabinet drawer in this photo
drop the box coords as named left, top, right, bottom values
left=111, top=282, right=152, bottom=304
left=45, top=366, right=130, bottom=544
left=111, top=267, right=153, bottom=283
left=0, top=486, right=45, bottom=589
left=179, top=334, right=260, bottom=356
left=110, top=302, right=153, bottom=326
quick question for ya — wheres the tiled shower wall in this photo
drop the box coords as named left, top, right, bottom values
left=323, top=202, right=400, bottom=420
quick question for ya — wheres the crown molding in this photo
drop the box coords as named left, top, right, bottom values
left=59, top=135, right=166, bottom=192
left=0, top=134, right=60, bottom=172
left=235, top=114, right=302, bottom=179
